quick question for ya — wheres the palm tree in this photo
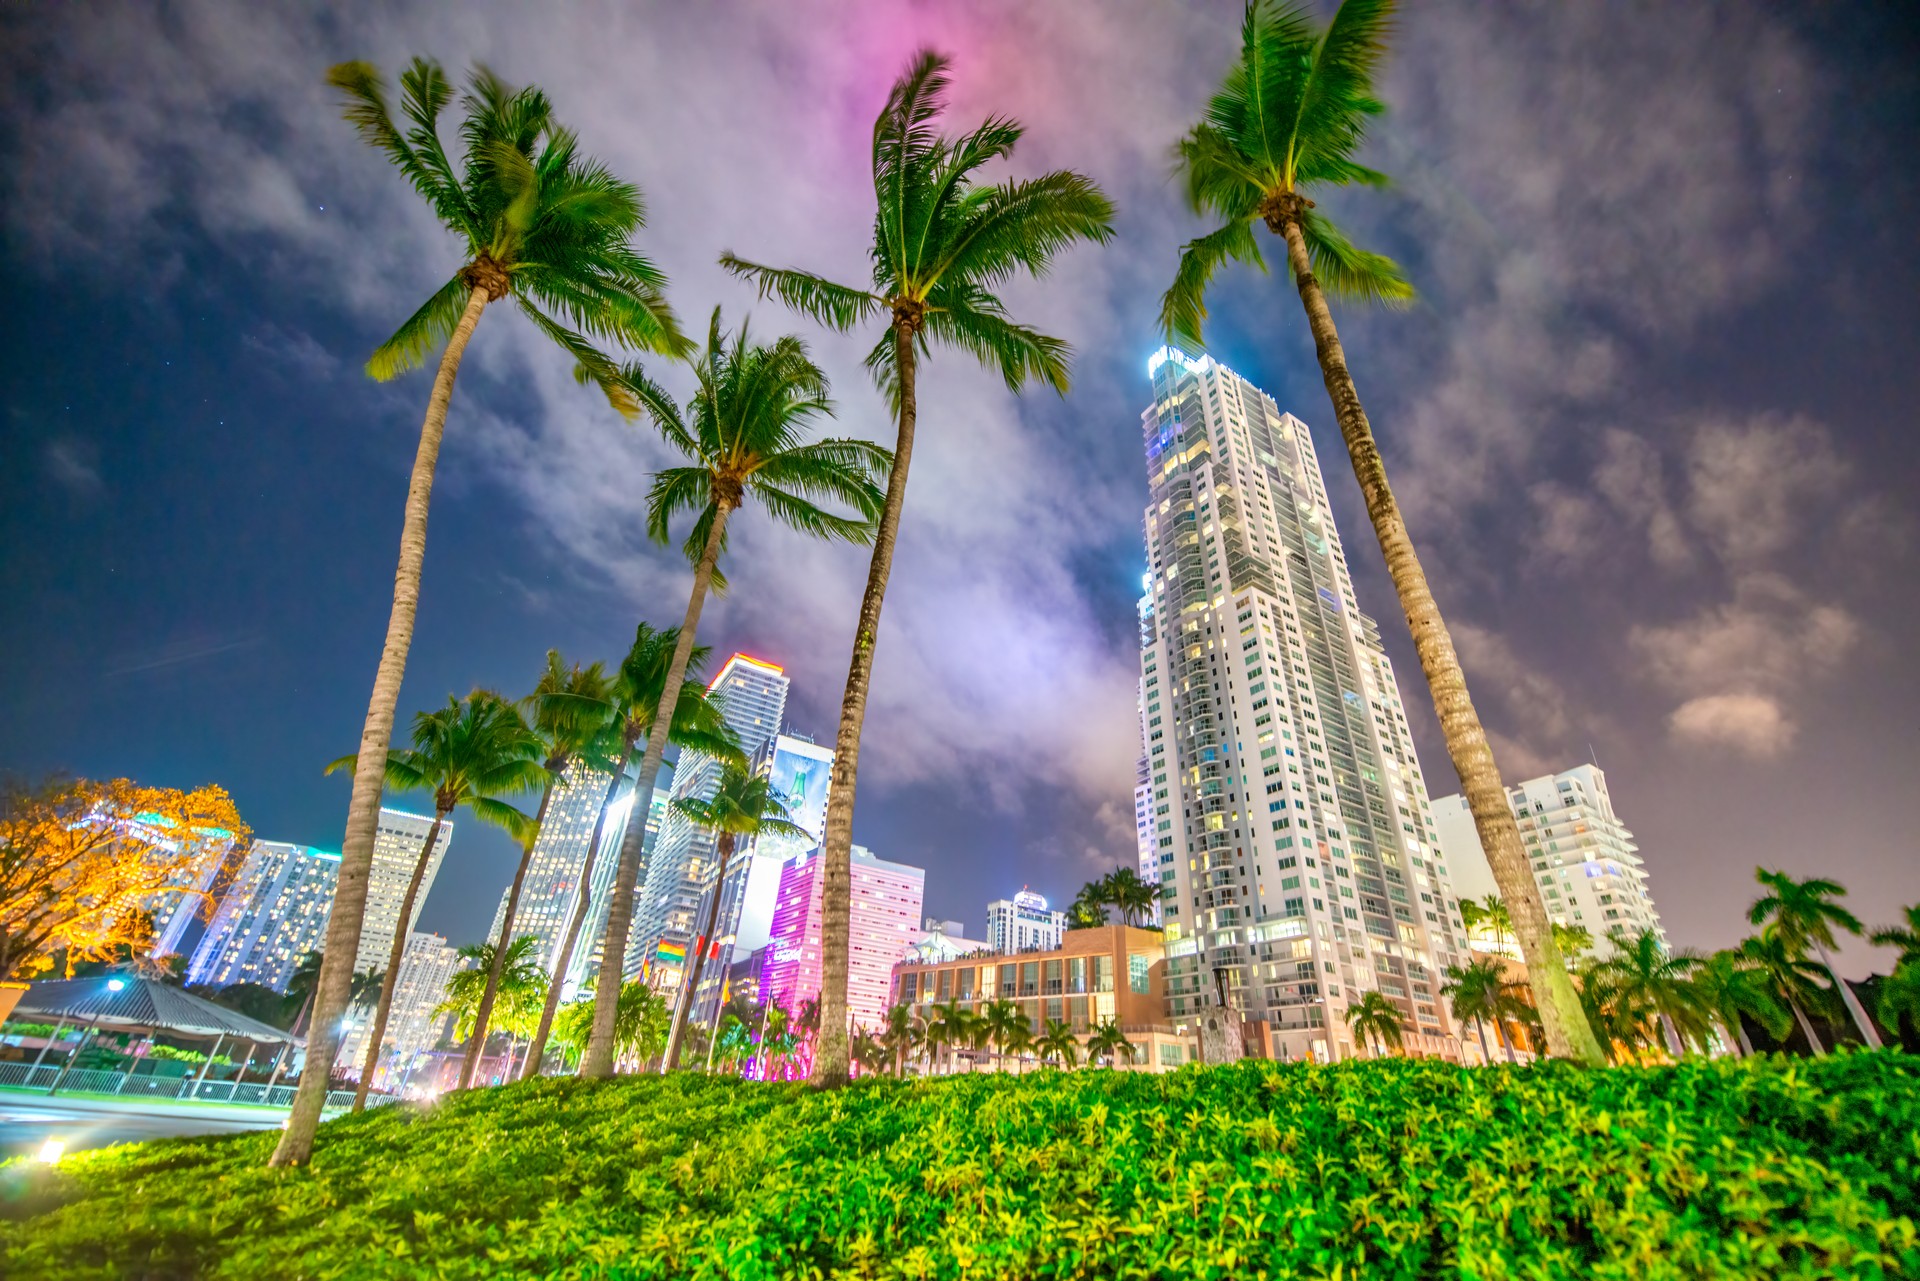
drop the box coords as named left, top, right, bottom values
left=921, top=999, right=974, bottom=1075
left=1592, top=929, right=1704, bottom=1059
left=436, top=935, right=548, bottom=1080
left=1344, top=990, right=1406, bottom=1057
left=582, top=315, right=889, bottom=1079
left=1575, top=965, right=1650, bottom=1064
left=661, top=764, right=810, bottom=1070
left=277, top=61, right=687, bottom=1167
left=520, top=626, right=738, bottom=1080
left=1158, top=0, right=1600, bottom=1066
left=1000, top=1018, right=1036, bottom=1074
left=976, top=998, right=1025, bottom=1073
left=1066, top=883, right=1111, bottom=932
left=1552, top=923, right=1595, bottom=966
left=325, top=690, right=542, bottom=1110
left=1037, top=1019, right=1081, bottom=1068
left=459, top=653, right=619, bottom=1090
left=1749, top=869, right=1880, bottom=1048
left=1104, top=868, right=1157, bottom=927
left=1441, top=957, right=1515, bottom=1064
left=1086, top=1018, right=1136, bottom=1068
left=1870, top=904, right=1920, bottom=967
left=880, top=1002, right=921, bottom=1076
left=724, top=52, right=1115, bottom=1086
left=850, top=1028, right=890, bottom=1077
left=284, top=951, right=327, bottom=1034
left=1739, top=929, right=1832, bottom=1056
left=1876, top=963, right=1920, bottom=1045
left=1689, top=949, right=1791, bottom=1057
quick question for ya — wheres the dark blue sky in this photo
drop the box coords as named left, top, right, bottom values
left=3, top=1, right=1916, bottom=973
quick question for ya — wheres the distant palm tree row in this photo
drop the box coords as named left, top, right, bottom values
left=1066, top=868, right=1159, bottom=930
left=278, top=0, right=1642, bottom=1161
left=1347, top=870, right=1917, bottom=1064
left=851, top=998, right=1137, bottom=1077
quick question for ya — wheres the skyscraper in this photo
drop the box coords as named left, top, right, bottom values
left=186, top=840, right=341, bottom=991
left=632, top=654, right=790, bottom=991
left=500, top=761, right=624, bottom=974
left=760, top=844, right=924, bottom=1034
left=986, top=891, right=1067, bottom=954
left=357, top=808, right=453, bottom=976
left=1136, top=345, right=1466, bottom=1063
left=339, top=930, right=467, bottom=1089
left=1432, top=763, right=1665, bottom=956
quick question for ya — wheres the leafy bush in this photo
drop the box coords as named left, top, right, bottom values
left=3, top=1053, right=1916, bottom=1279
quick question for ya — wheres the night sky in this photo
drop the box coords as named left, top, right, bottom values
left=3, top=2, right=1915, bottom=975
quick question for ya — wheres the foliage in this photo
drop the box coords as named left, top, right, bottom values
left=436, top=936, right=547, bottom=1042
left=7, top=1055, right=1916, bottom=1278
left=0, top=775, right=249, bottom=981
left=1344, top=990, right=1407, bottom=1056
left=553, top=981, right=669, bottom=1070
left=1068, top=867, right=1160, bottom=931
left=1871, top=904, right=1920, bottom=968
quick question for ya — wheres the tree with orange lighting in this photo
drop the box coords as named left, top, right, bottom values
left=0, top=776, right=249, bottom=981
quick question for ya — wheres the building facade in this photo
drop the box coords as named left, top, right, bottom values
left=1136, top=346, right=1466, bottom=1064
left=186, top=840, right=341, bottom=991
left=1431, top=763, right=1665, bottom=957
left=760, top=845, right=924, bottom=1033
left=633, top=655, right=791, bottom=995
left=497, top=760, right=626, bottom=981
left=340, top=930, right=467, bottom=1092
left=985, top=891, right=1067, bottom=955
left=890, top=925, right=1195, bottom=1072
left=357, top=808, right=453, bottom=976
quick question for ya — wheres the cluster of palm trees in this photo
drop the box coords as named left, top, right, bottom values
left=850, top=999, right=1136, bottom=1076
left=279, top=0, right=1652, bottom=1162
left=1345, top=870, right=1915, bottom=1065
left=1065, top=868, right=1159, bottom=930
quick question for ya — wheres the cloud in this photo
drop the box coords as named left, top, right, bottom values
left=1668, top=693, right=1795, bottom=758
left=43, top=438, right=104, bottom=497
left=1686, top=414, right=1850, bottom=565
left=242, top=323, right=342, bottom=381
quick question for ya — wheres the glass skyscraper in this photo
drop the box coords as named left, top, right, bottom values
left=186, top=839, right=340, bottom=991
left=1136, top=346, right=1467, bottom=1063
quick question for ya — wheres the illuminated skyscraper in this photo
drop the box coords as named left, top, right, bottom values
left=186, top=840, right=340, bottom=991
left=1137, top=345, right=1466, bottom=1063
left=357, top=808, right=453, bottom=976
left=632, top=654, right=790, bottom=990
left=986, top=891, right=1067, bottom=954
left=760, top=844, right=924, bottom=1034
left=339, top=930, right=467, bottom=1089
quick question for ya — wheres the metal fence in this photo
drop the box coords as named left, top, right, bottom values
left=0, top=1061, right=389, bottom=1111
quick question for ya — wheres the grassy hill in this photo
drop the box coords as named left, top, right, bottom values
left=3, top=1053, right=1916, bottom=1279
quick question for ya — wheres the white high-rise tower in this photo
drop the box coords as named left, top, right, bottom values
left=1137, top=346, right=1467, bottom=1063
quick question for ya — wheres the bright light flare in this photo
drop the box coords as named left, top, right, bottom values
left=36, top=1137, right=65, bottom=1164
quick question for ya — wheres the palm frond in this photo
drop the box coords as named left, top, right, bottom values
left=1160, top=219, right=1266, bottom=347
left=873, top=49, right=954, bottom=279
left=327, top=60, right=468, bottom=232
left=1299, top=207, right=1413, bottom=306
left=930, top=170, right=1117, bottom=292
left=717, top=256, right=882, bottom=332
left=1293, top=0, right=1396, bottom=187
left=518, top=301, right=635, bottom=413
left=644, top=468, right=713, bottom=547
left=366, top=273, right=471, bottom=380
left=923, top=290, right=1072, bottom=393
left=607, top=361, right=689, bottom=447
left=753, top=484, right=878, bottom=545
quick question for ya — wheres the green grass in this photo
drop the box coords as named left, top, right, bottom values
left=2, top=1053, right=1915, bottom=1279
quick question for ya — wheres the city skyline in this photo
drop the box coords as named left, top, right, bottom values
left=2, top=1, right=1914, bottom=980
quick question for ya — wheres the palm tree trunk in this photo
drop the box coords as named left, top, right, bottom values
left=582, top=499, right=735, bottom=1078
left=1732, top=1018, right=1754, bottom=1057
left=460, top=777, right=558, bottom=1089
left=1812, top=938, right=1883, bottom=1048
left=273, top=284, right=491, bottom=1166
left=813, top=316, right=920, bottom=1088
left=1659, top=1011, right=1685, bottom=1059
left=1272, top=206, right=1602, bottom=1067
left=1471, top=1017, right=1491, bottom=1064
left=664, top=832, right=735, bottom=1070
left=352, top=813, right=446, bottom=1111
left=1489, top=1013, right=1516, bottom=1065
left=523, top=756, right=629, bottom=1079
left=1786, top=991, right=1827, bottom=1056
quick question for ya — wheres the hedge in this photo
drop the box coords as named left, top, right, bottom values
left=2, top=1052, right=1916, bottom=1279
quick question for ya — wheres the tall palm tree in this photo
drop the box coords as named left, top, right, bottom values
left=880, top=1001, right=921, bottom=1077
left=1750, top=869, right=1881, bottom=1047
left=1689, top=949, right=1791, bottom=1057
left=324, top=690, right=542, bottom=1109
left=723, top=52, right=1115, bottom=1086
left=459, top=653, right=618, bottom=1090
left=1158, top=0, right=1600, bottom=1065
left=1592, top=929, right=1704, bottom=1059
left=277, top=61, right=688, bottom=1167
left=581, top=315, right=890, bottom=1078
left=1086, top=1018, right=1137, bottom=1068
left=1344, top=990, right=1406, bottom=1057
left=1871, top=905, right=1920, bottom=968
left=1037, top=1019, right=1081, bottom=1068
left=520, top=626, right=737, bottom=1079
left=284, top=951, right=327, bottom=1035
left=661, top=764, right=810, bottom=1070
left=1440, top=957, right=1515, bottom=1064
left=1739, top=929, right=1832, bottom=1056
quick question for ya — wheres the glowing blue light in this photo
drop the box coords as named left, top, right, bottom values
left=106, top=978, right=125, bottom=992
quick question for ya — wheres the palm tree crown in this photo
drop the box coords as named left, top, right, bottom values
left=1749, top=868, right=1880, bottom=1048
left=1871, top=904, right=1920, bottom=967
left=1592, top=929, right=1705, bottom=1058
left=1344, top=990, right=1407, bottom=1056
left=365, top=691, right=547, bottom=837
left=329, top=58, right=685, bottom=384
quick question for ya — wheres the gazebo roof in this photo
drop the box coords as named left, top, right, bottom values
left=11, top=976, right=304, bottom=1046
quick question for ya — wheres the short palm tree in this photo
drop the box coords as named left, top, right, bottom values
left=1104, top=868, right=1157, bottom=927
left=325, top=690, right=542, bottom=1110
left=880, top=1001, right=920, bottom=1076
left=1871, top=905, right=1920, bottom=968
left=1441, top=957, right=1516, bottom=1064
left=1552, top=923, right=1595, bottom=965
left=1689, top=948, right=1791, bottom=1057
left=921, top=999, right=975, bottom=1075
left=1160, top=0, right=1600, bottom=1065
left=520, top=626, right=739, bottom=1079
left=1592, top=929, right=1705, bottom=1059
left=582, top=316, right=889, bottom=1078
left=724, top=51, right=1115, bottom=1086
left=1344, top=990, right=1406, bottom=1057
left=278, top=61, right=686, bottom=1167
left=976, top=998, right=1025, bottom=1072
left=850, top=1028, right=890, bottom=1076
left=284, top=951, right=327, bottom=1034
left=459, top=652, right=619, bottom=1090
left=1750, top=869, right=1881, bottom=1047
left=436, top=934, right=548, bottom=1078
left=1086, top=1018, right=1136, bottom=1068
left=1739, top=929, right=1833, bottom=1056
left=661, top=764, right=810, bottom=1070
left=1000, top=1018, right=1036, bottom=1073
left=1037, top=1019, right=1081, bottom=1068
left=1067, top=884, right=1111, bottom=932
left=1576, top=965, right=1652, bottom=1064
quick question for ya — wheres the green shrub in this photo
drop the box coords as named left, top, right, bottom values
left=2, top=1053, right=1915, bottom=1279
